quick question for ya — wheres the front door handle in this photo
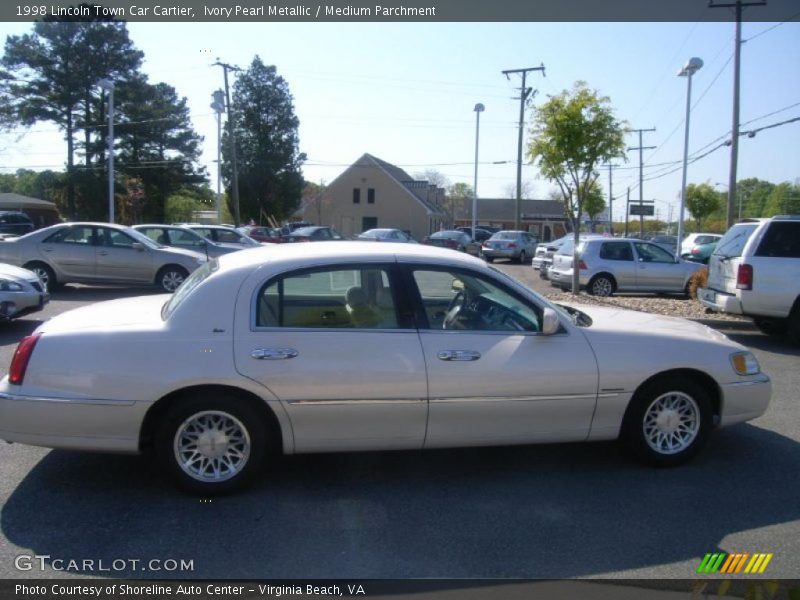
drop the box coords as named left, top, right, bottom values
left=251, top=348, right=299, bottom=360
left=437, top=350, right=481, bottom=361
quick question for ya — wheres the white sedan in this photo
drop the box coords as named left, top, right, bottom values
left=0, top=243, right=771, bottom=493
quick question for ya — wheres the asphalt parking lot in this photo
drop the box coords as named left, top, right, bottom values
left=0, top=271, right=798, bottom=580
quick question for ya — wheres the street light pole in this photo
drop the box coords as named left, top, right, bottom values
left=472, top=103, right=484, bottom=239
left=98, top=79, right=115, bottom=223
left=211, top=90, right=225, bottom=224
left=677, top=58, right=703, bottom=254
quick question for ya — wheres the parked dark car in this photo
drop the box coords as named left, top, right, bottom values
left=285, top=226, right=346, bottom=242
left=682, top=241, right=719, bottom=265
left=0, top=211, right=34, bottom=236
left=237, top=225, right=284, bottom=244
left=456, top=227, right=494, bottom=243
left=357, top=228, right=415, bottom=242
left=421, top=230, right=475, bottom=254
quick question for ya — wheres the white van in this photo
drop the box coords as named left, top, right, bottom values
left=698, top=216, right=800, bottom=339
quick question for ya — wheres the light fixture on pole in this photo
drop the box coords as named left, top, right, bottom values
left=472, top=103, right=485, bottom=239
left=677, top=57, right=703, bottom=253
left=97, top=78, right=115, bottom=223
left=210, top=90, right=226, bottom=224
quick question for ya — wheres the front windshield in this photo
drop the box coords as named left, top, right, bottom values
left=126, top=227, right=161, bottom=249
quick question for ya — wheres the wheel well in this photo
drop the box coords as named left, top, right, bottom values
left=139, top=384, right=282, bottom=452
left=628, top=368, right=722, bottom=425
left=589, top=272, right=617, bottom=289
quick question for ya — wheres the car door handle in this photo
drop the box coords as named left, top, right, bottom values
left=437, top=350, right=481, bottom=361
left=251, top=348, right=299, bottom=360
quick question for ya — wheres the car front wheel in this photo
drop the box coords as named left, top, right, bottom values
left=621, top=377, right=712, bottom=467
left=156, top=265, right=189, bottom=293
left=155, top=393, right=268, bottom=493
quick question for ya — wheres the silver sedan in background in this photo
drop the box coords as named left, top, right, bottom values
left=482, top=230, right=539, bottom=263
left=0, top=263, right=48, bottom=320
left=134, top=224, right=243, bottom=259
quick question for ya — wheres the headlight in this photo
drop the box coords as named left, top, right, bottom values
left=0, top=279, right=24, bottom=292
left=194, top=256, right=208, bottom=265
left=731, top=351, right=760, bottom=376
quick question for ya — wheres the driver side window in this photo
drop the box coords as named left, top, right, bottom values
left=411, top=269, right=541, bottom=332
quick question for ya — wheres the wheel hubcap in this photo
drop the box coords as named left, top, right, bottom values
left=34, top=268, right=50, bottom=290
left=173, top=411, right=250, bottom=482
left=643, top=392, right=700, bottom=455
left=593, top=278, right=612, bottom=296
left=162, top=271, right=184, bottom=292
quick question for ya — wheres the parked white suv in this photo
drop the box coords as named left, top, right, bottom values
left=698, top=216, right=800, bottom=339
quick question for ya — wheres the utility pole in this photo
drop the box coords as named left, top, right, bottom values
left=604, top=163, right=619, bottom=235
left=210, top=90, right=225, bottom=224
left=628, top=127, right=656, bottom=238
left=213, top=59, right=242, bottom=226
left=502, top=64, right=545, bottom=230
left=709, top=0, right=766, bottom=228
left=624, top=188, right=631, bottom=237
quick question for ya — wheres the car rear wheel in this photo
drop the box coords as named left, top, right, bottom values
left=621, top=377, right=712, bottom=467
left=753, top=317, right=786, bottom=336
left=155, top=393, right=268, bottom=494
left=156, top=265, right=189, bottom=293
left=518, top=250, right=527, bottom=264
left=789, top=302, right=800, bottom=343
left=24, top=262, right=56, bottom=292
left=588, top=274, right=615, bottom=297
left=485, top=256, right=494, bottom=263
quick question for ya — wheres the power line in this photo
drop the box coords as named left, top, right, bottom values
left=743, top=9, right=800, bottom=42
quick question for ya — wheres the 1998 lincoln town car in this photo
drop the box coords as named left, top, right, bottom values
left=0, top=243, right=771, bottom=493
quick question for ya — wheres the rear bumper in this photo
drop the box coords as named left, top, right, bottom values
left=698, top=287, right=743, bottom=315
left=0, top=387, right=144, bottom=453
left=482, top=248, right=519, bottom=259
left=719, top=375, right=771, bottom=427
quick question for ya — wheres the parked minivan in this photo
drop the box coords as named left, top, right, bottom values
left=698, top=216, right=800, bottom=339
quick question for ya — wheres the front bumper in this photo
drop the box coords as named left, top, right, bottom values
left=0, top=290, right=49, bottom=319
left=0, top=387, right=145, bottom=453
left=698, top=287, right=743, bottom=315
left=719, top=375, right=771, bottom=427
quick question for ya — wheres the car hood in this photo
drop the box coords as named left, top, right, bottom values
left=563, top=303, right=738, bottom=347
left=36, top=294, right=169, bottom=334
left=0, top=262, right=38, bottom=281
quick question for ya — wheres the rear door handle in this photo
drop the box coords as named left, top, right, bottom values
left=251, top=348, right=299, bottom=360
left=437, top=350, right=481, bottom=361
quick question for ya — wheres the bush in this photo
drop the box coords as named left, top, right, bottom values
left=688, top=266, right=708, bottom=300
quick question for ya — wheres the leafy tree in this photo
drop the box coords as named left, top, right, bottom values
left=1, top=19, right=143, bottom=218
left=414, top=169, right=450, bottom=190
left=223, top=56, right=305, bottom=225
left=445, top=182, right=473, bottom=229
left=762, top=182, right=800, bottom=216
left=685, top=182, right=722, bottom=231
left=502, top=180, right=536, bottom=200
left=736, top=177, right=775, bottom=218
left=582, top=180, right=605, bottom=232
left=527, top=81, right=626, bottom=293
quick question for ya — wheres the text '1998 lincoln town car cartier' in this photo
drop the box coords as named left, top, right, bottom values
left=0, top=243, right=771, bottom=493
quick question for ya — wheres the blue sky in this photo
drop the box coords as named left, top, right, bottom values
left=1, top=20, right=798, bottom=223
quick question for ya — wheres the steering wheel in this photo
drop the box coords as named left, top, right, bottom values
left=443, top=290, right=466, bottom=329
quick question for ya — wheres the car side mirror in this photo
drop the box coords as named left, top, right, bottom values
left=541, top=307, right=560, bottom=335
left=132, top=242, right=145, bottom=251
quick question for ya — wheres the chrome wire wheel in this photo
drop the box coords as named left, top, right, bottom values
left=173, top=410, right=251, bottom=483
left=590, top=276, right=613, bottom=296
left=642, top=391, right=700, bottom=455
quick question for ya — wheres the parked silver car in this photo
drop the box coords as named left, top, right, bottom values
left=357, top=228, right=416, bottom=242
left=0, top=223, right=207, bottom=292
left=133, top=224, right=243, bottom=259
left=549, top=237, right=704, bottom=296
left=482, top=230, right=539, bottom=263
left=0, top=263, right=49, bottom=320
left=184, top=224, right=262, bottom=248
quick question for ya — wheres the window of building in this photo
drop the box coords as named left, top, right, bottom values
left=367, top=188, right=375, bottom=204
left=353, top=188, right=361, bottom=204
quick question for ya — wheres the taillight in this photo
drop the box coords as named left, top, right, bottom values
left=737, top=264, right=753, bottom=290
left=508, top=243, right=517, bottom=248
left=9, top=333, right=40, bottom=385
left=691, top=247, right=701, bottom=254
left=447, top=240, right=458, bottom=248
left=578, top=260, right=589, bottom=270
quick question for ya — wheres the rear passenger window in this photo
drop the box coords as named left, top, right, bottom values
left=755, top=222, right=800, bottom=258
left=257, top=266, right=399, bottom=329
left=599, top=241, right=633, bottom=261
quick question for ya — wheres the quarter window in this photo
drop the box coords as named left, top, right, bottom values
left=755, top=222, right=800, bottom=258
left=599, top=241, right=634, bottom=261
left=257, top=266, right=399, bottom=329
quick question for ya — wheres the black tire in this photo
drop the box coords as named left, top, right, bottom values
left=518, top=250, right=527, bottom=264
left=156, top=265, right=189, bottom=293
left=485, top=256, right=494, bottom=263
left=753, top=317, right=787, bottom=336
left=24, top=261, right=57, bottom=292
left=155, top=392, right=269, bottom=494
left=588, top=274, right=615, bottom=297
left=789, top=303, right=800, bottom=343
left=621, top=377, right=712, bottom=467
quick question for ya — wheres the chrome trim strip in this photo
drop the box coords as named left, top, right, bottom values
left=288, top=398, right=426, bottom=406
left=430, top=393, right=617, bottom=404
left=0, top=392, right=135, bottom=407
left=251, top=327, right=418, bottom=334
left=724, top=377, right=771, bottom=387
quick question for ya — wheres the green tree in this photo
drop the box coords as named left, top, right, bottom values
left=527, top=81, right=627, bottom=293
left=1, top=20, right=143, bottom=218
left=685, top=182, right=722, bottom=231
left=736, top=177, right=775, bottom=218
left=762, top=182, right=800, bottom=216
left=445, top=182, right=473, bottom=229
left=582, top=180, right=606, bottom=232
left=223, top=56, right=305, bottom=224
